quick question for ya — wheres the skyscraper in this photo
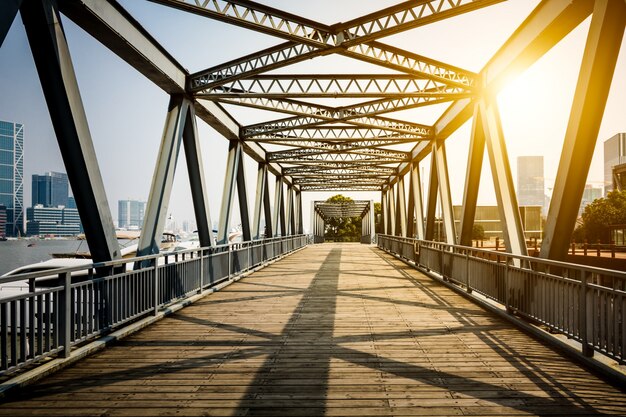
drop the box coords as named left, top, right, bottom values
left=118, top=199, right=146, bottom=229
left=32, top=171, right=69, bottom=208
left=0, top=120, right=24, bottom=236
left=604, top=133, right=626, bottom=194
left=517, top=156, right=545, bottom=209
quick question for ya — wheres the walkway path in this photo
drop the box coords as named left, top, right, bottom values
left=2, top=244, right=625, bottom=416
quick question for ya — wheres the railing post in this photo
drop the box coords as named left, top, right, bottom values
left=199, top=250, right=204, bottom=294
left=580, top=270, right=594, bottom=357
left=440, top=244, right=445, bottom=280
left=505, top=256, right=512, bottom=313
left=228, top=244, right=232, bottom=279
left=466, top=250, right=472, bottom=294
left=153, top=259, right=159, bottom=316
left=59, top=272, right=72, bottom=358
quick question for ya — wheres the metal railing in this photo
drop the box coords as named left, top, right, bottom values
left=0, top=235, right=307, bottom=375
left=378, top=234, right=626, bottom=365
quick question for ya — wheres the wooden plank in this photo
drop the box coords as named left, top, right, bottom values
left=2, top=244, right=625, bottom=416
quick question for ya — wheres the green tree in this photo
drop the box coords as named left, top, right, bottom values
left=471, top=224, right=485, bottom=241
left=575, top=190, right=626, bottom=243
left=324, top=194, right=361, bottom=242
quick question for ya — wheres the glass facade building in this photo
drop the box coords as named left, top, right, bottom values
left=26, top=205, right=82, bottom=236
left=517, top=156, right=545, bottom=210
left=32, top=171, right=69, bottom=208
left=0, top=204, right=6, bottom=239
left=0, top=120, right=24, bottom=236
left=118, top=199, right=146, bottom=229
left=604, top=133, right=626, bottom=194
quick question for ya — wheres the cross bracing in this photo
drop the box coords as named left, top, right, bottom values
left=2, top=0, right=622, bottom=264
left=195, top=74, right=470, bottom=98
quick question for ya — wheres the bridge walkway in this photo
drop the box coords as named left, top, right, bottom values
left=1, top=243, right=625, bottom=416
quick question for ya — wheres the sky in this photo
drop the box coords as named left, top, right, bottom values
left=0, top=0, right=624, bottom=233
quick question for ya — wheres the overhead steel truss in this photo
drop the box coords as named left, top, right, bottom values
left=2, top=0, right=623, bottom=262
left=312, top=200, right=375, bottom=243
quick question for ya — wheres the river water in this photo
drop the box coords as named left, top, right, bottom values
left=0, top=239, right=90, bottom=276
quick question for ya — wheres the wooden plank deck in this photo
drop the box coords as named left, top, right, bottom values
left=1, top=243, right=625, bottom=416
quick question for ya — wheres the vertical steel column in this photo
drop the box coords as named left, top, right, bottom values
left=387, top=185, right=396, bottom=236
left=262, top=169, right=272, bottom=238
left=370, top=200, right=376, bottom=243
left=395, top=174, right=407, bottom=237
left=542, top=0, right=625, bottom=260
left=407, top=162, right=425, bottom=239
left=425, top=151, right=439, bottom=241
left=381, top=190, right=387, bottom=235
left=459, top=103, right=486, bottom=246
left=218, top=141, right=241, bottom=244
left=1, top=0, right=22, bottom=46
left=138, top=96, right=189, bottom=255
left=252, top=163, right=268, bottom=240
left=286, top=185, right=295, bottom=236
left=295, top=190, right=304, bottom=234
left=236, top=147, right=251, bottom=242
left=272, top=176, right=285, bottom=237
left=22, top=0, right=120, bottom=262
left=182, top=103, right=214, bottom=248
left=480, top=98, right=527, bottom=256
left=433, top=141, right=456, bottom=245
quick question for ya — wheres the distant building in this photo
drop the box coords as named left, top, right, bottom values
left=0, top=204, right=6, bottom=239
left=67, top=196, right=76, bottom=209
left=26, top=204, right=81, bottom=236
left=580, top=184, right=603, bottom=215
left=453, top=205, right=543, bottom=240
left=517, top=156, right=545, bottom=211
left=118, top=199, right=145, bottom=229
left=0, top=120, right=24, bottom=236
left=32, top=171, right=69, bottom=208
left=604, top=133, right=626, bottom=194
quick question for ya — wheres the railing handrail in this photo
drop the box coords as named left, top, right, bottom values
left=378, top=234, right=626, bottom=278
left=0, top=234, right=308, bottom=284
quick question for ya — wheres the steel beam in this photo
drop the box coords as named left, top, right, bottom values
left=425, top=153, right=438, bottom=241
left=407, top=162, right=425, bottom=239
left=22, top=0, right=120, bottom=262
left=480, top=98, right=527, bottom=256
left=218, top=141, right=241, bottom=244
left=182, top=100, right=215, bottom=248
left=236, top=147, right=251, bottom=241
left=286, top=185, right=294, bottom=236
left=387, top=185, right=396, bottom=236
left=137, top=96, right=188, bottom=256
left=296, top=190, right=303, bottom=235
left=541, top=0, right=625, bottom=260
left=252, top=163, right=268, bottom=240
left=272, top=176, right=286, bottom=237
left=432, top=141, right=456, bottom=245
left=395, top=174, right=407, bottom=237
left=381, top=190, right=387, bottom=235
left=386, top=0, right=594, bottom=187
left=458, top=103, right=486, bottom=246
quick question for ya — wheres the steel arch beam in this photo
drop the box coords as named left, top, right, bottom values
left=458, top=103, right=486, bottom=246
left=182, top=102, right=215, bottom=248
left=480, top=98, right=527, bottom=256
left=22, top=0, right=120, bottom=262
left=137, top=96, right=189, bottom=256
left=541, top=0, right=626, bottom=260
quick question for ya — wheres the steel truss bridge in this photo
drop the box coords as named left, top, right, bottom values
left=1, top=0, right=626, bottom=414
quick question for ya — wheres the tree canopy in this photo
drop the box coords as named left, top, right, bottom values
left=574, top=190, right=626, bottom=243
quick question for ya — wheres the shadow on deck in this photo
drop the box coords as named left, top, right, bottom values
left=1, top=243, right=625, bottom=416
